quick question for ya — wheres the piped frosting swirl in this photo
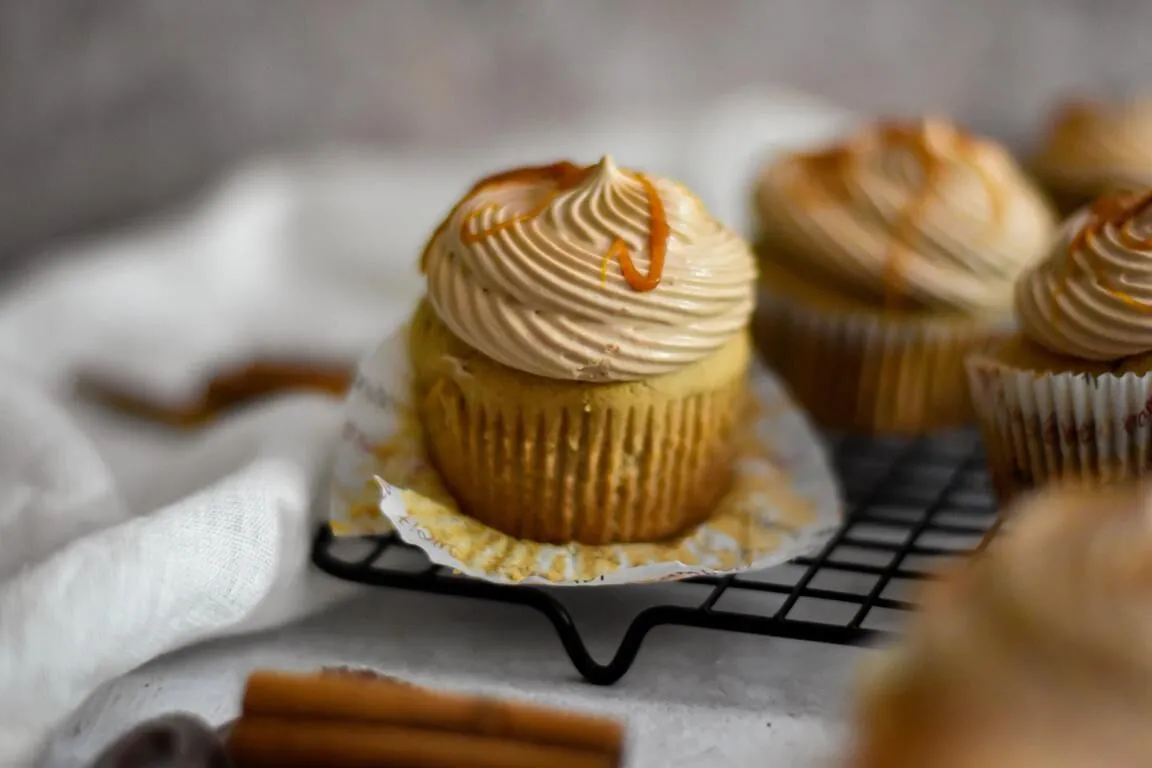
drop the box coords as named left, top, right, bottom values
left=420, top=156, right=757, bottom=381
left=1017, top=191, right=1152, bottom=361
left=755, top=118, right=1056, bottom=313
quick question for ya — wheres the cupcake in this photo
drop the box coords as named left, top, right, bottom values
left=1032, top=99, right=1152, bottom=215
left=752, top=118, right=1057, bottom=434
left=848, top=482, right=1152, bottom=768
left=411, top=157, right=757, bottom=545
left=967, top=190, right=1152, bottom=503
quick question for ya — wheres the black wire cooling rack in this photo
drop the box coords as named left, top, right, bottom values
left=311, top=429, right=996, bottom=685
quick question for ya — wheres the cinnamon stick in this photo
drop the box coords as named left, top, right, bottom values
left=228, top=717, right=615, bottom=768
left=77, top=360, right=352, bottom=428
left=241, top=671, right=624, bottom=758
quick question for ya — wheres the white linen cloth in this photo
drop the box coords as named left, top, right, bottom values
left=0, top=91, right=852, bottom=767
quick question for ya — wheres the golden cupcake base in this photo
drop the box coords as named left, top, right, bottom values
left=408, top=300, right=751, bottom=545
left=754, top=260, right=1005, bottom=436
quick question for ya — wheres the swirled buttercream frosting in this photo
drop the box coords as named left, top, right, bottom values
left=1017, top=191, right=1152, bottom=360
left=756, top=118, right=1056, bottom=313
left=420, top=156, right=757, bottom=381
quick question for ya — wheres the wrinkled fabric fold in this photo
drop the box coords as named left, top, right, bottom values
left=0, top=382, right=356, bottom=767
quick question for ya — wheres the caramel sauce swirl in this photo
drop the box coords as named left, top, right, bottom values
left=755, top=118, right=1056, bottom=313
left=454, top=163, right=669, bottom=292
left=419, top=162, right=583, bottom=274
left=422, top=161, right=668, bottom=292
left=419, top=155, right=756, bottom=382
left=1017, top=190, right=1152, bottom=360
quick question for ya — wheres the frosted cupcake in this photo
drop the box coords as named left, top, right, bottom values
left=848, top=483, right=1152, bottom=768
left=1032, top=99, right=1152, bottom=215
left=412, top=157, right=757, bottom=545
left=753, top=118, right=1057, bottom=434
left=967, top=190, right=1152, bottom=502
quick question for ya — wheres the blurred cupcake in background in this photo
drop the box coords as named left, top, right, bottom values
left=967, top=190, right=1152, bottom=503
left=1032, top=99, right=1152, bottom=215
left=412, top=156, right=757, bottom=545
left=847, top=482, right=1152, bottom=768
left=753, top=118, right=1056, bottom=434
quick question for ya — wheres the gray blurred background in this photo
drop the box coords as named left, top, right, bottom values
left=3, top=0, right=1150, bottom=267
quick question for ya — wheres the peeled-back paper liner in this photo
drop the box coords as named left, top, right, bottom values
left=756, top=285, right=1014, bottom=433
left=966, top=353, right=1152, bottom=496
left=329, top=326, right=842, bottom=586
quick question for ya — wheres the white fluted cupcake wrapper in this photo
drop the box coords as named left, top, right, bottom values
left=966, top=354, right=1152, bottom=498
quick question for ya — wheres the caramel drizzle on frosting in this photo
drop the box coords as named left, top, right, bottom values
left=1060, top=190, right=1152, bottom=315
left=420, top=160, right=670, bottom=293
left=794, top=120, right=1005, bottom=307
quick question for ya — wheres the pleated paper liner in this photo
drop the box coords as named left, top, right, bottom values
left=329, top=327, right=841, bottom=586
left=755, top=282, right=1008, bottom=435
left=407, top=300, right=753, bottom=546
left=966, top=352, right=1152, bottom=504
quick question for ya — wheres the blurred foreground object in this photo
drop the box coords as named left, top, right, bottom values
left=89, top=668, right=626, bottom=768
left=89, top=714, right=231, bottom=768
left=847, top=482, right=1152, bottom=767
left=226, top=670, right=626, bottom=768
left=85, top=669, right=404, bottom=768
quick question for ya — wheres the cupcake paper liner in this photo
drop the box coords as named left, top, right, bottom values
left=966, top=353, right=1152, bottom=502
left=328, top=326, right=842, bottom=586
left=416, top=371, right=746, bottom=546
left=756, top=285, right=1008, bottom=435
left=406, top=299, right=753, bottom=546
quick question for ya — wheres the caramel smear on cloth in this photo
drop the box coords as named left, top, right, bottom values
left=226, top=669, right=625, bottom=768
left=76, top=359, right=352, bottom=428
